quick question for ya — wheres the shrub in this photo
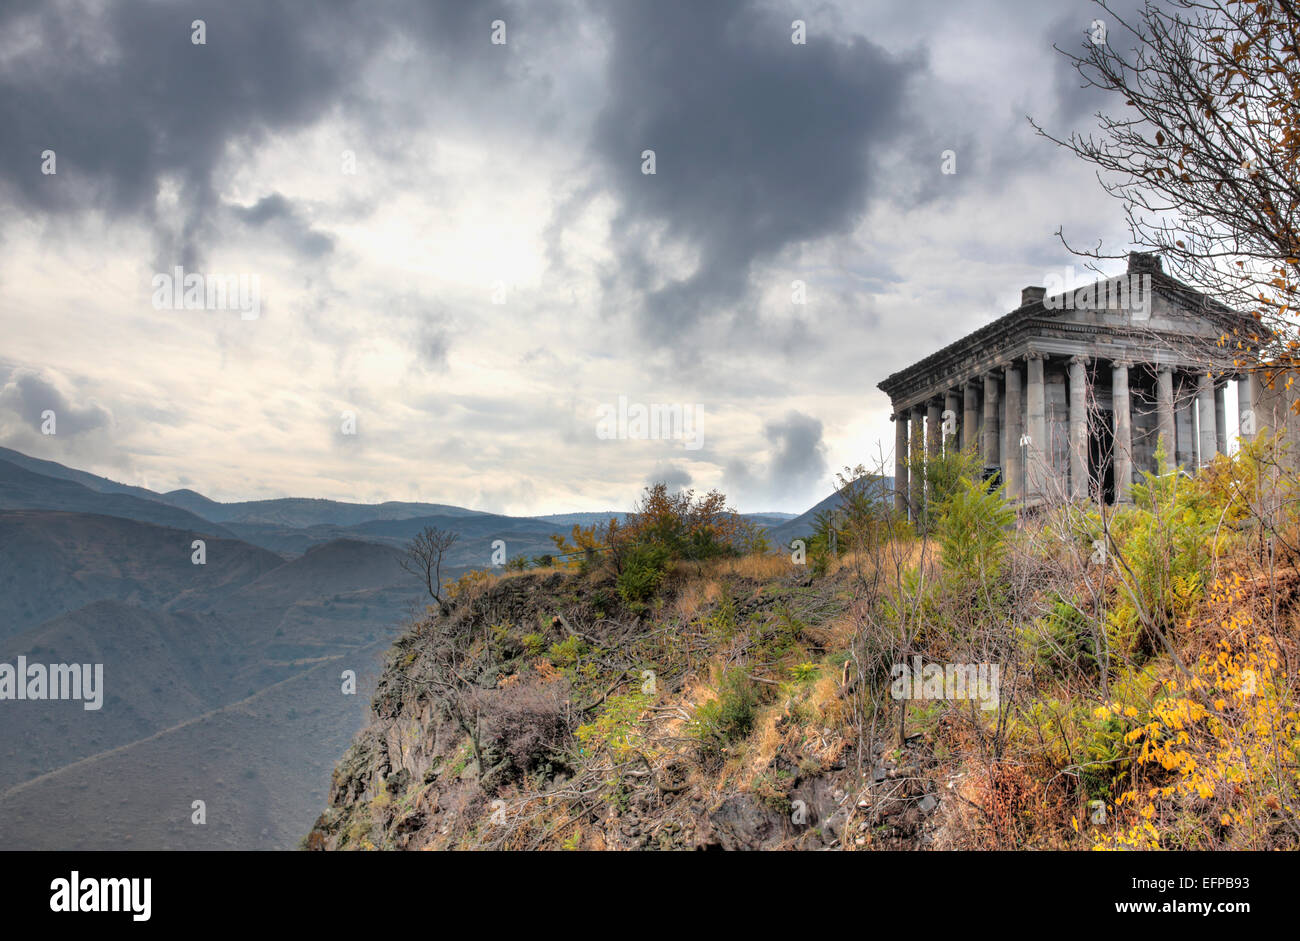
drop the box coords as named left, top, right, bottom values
left=1109, top=445, right=1221, bottom=655
left=936, top=474, right=1015, bottom=586
left=1098, top=612, right=1300, bottom=850
left=605, top=483, right=759, bottom=570
left=807, top=465, right=908, bottom=563
left=702, top=593, right=738, bottom=641
left=548, top=634, right=588, bottom=667
left=913, top=445, right=986, bottom=532
left=444, top=568, right=495, bottom=602
left=616, top=543, right=669, bottom=605
left=1039, top=595, right=1099, bottom=676
left=576, top=692, right=652, bottom=761
left=473, top=682, right=571, bottom=781
left=790, top=662, right=819, bottom=683
left=689, top=668, right=760, bottom=754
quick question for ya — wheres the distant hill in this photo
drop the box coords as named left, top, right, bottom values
left=0, top=446, right=164, bottom=502
left=218, top=539, right=408, bottom=612
left=0, top=600, right=242, bottom=790
left=744, top=512, right=799, bottom=527
left=220, top=513, right=573, bottom=564
left=765, top=477, right=894, bottom=546
left=0, top=448, right=497, bottom=528
left=0, top=459, right=234, bottom=536
left=0, top=510, right=283, bottom=638
left=176, top=496, right=492, bottom=527
left=531, top=512, right=628, bottom=527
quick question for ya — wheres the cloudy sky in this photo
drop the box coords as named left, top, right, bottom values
left=0, top=0, right=1144, bottom=515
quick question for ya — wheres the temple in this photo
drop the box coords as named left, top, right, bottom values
left=878, top=253, right=1262, bottom=518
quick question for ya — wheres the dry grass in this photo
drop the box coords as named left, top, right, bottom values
left=806, top=675, right=848, bottom=729
left=497, top=565, right=566, bottom=580
left=708, top=553, right=799, bottom=580
left=672, top=577, right=724, bottom=623
left=828, top=538, right=937, bottom=578
left=801, top=607, right=860, bottom=652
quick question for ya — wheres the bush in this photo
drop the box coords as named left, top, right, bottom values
left=936, top=474, right=1015, bottom=586
left=576, top=691, right=652, bottom=761
left=914, top=445, right=986, bottom=532
left=473, top=682, right=571, bottom=781
left=616, top=543, right=669, bottom=606
left=548, top=634, right=588, bottom=667
left=1108, top=446, right=1221, bottom=656
left=790, top=662, right=819, bottom=683
left=807, top=465, right=906, bottom=563
left=605, top=483, right=760, bottom=570
left=689, top=668, right=760, bottom=754
left=1039, top=595, right=1099, bottom=676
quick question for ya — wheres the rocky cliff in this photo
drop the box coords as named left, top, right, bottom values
left=304, top=564, right=947, bottom=851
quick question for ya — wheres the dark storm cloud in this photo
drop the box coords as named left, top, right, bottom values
left=763, top=411, right=827, bottom=491
left=586, top=0, right=923, bottom=339
left=0, top=368, right=111, bottom=436
left=1043, top=0, right=1148, bottom=125
left=0, top=0, right=382, bottom=265
left=233, top=193, right=334, bottom=258
left=724, top=409, right=828, bottom=504
left=0, top=0, right=570, bottom=266
left=646, top=461, right=693, bottom=492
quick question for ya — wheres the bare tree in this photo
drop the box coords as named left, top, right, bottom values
left=399, top=525, right=459, bottom=613
left=1032, top=0, right=1300, bottom=368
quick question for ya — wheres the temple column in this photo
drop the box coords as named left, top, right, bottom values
left=1214, top=383, right=1227, bottom=455
left=926, top=400, right=942, bottom=523
left=1004, top=362, right=1023, bottom=500
left=1238, top=372, right=1260, bottom=440
left=893, top=413, right=908, bottom=517
left=944, top=390, right=961, bottom=453
left=1025, top=352, right=1047, bottom=501
left=962, top=382, right=979, bottom=452
left=910, top=407, right=925, bottom=520
left=1069, top=355, right=1088, bottom=499
left=983, top=373, right=1000, bottom=472
left=1113, top=360, right=1133, bottom=502
left=926, top=399, right=941, bottom=459
left=1197, top=374, right=1217, bottom=464
left=1156, top=365, right=1176, bottom=469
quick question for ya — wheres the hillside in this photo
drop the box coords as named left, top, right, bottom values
left=0, top=510, right=283, bottom=638
left=0, top=482, right=426, bottom=847
left=0, top=642, right=392, bottom=849
left=0, top=601, right=239, bottom=790
left=307, top=453, right=1300, bottom=851
left=0, top=446, right=165, bottom=501
left=0, top=460, right=234, bottom=537
left=766, top=476, right=893, bottom=546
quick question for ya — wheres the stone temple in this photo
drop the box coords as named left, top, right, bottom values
left=878, top=252, right=1265, bottom=518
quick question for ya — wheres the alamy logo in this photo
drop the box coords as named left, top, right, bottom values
left=890, top=657, right=1000, bottom=711
left=1042, top=269, right=1151, bottom=320
left=151, top=266, right=261, bottom=320
left=50, top=871, right=150, bottom=922
left=595, top=395, right=703, bottom=451
left=0, top=657, right=103, bottom=710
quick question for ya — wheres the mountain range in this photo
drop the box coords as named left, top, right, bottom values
left=0, top=446, right=863, bottom=849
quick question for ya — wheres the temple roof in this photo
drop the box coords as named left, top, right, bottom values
left=877, top=253, right=1256, bottom=408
